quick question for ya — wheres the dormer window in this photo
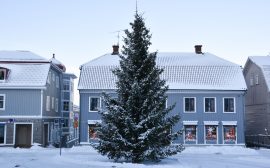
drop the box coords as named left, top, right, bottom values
left=0, top=67, right=9, bottom=81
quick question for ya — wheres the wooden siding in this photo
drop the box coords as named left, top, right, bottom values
left=42, top=68, right=62, bottom=117
left=79, top=90, right=245, bottom=144
left=0, top=89, right=41, bottom=116
left=244, top=62, right=270, bottom=136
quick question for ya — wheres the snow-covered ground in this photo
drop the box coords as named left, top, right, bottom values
left=0, top=144, right=270, bottom=168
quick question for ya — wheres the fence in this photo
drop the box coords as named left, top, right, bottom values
left=246, top=134, right=270, bottom=148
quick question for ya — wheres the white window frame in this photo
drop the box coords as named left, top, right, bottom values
left=204, top=97, right=216, bottom=113
left=204, top=122, right=219, bottom=144
left=250, top=77, right=254, bottom=86
left=56, top=76, right=59, bottom=88
left=183, top=97, right=196, bottom=113
left=223, top=97, right=236, bottom=113
left=46, top=96, right=50, bottom=111
left=222, top=121, right=237, bottom=144
left=47, top=71, right=51, bottom=84
left=55, top=98, right=58, bottom=112
left=89, top=97, right=101, bottom=112
left=0, top=94, right=6, bottom=110
left=51, top=97, right=54, bottom=110
left=0, top=122, right=6, bottom=145
left=255, top=75, right=259, bottom=85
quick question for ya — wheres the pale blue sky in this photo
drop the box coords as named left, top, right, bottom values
left=1, top=0, right=270, bottom=104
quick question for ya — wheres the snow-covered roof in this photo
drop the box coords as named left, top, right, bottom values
left=78, top=52, right=247, bottom=91
left=0, top=50, right=48, bottom=62
left=0, top=63, right=50, bottom=88
left=247, top=56, right=270, bottom=91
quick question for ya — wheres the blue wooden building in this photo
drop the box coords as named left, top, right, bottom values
left=78, top=45, right=247, bottom=145
left=0, top=51, right=76, bottom=147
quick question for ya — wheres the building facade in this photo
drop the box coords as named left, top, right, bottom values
left=0, top=51, right=76, bottom=147
left=78, top=45, right=247, bottom=145
left=243, top=56, right=270, bottom=136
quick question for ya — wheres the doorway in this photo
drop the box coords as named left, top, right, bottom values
left=15, top=124, right=32, bottom=148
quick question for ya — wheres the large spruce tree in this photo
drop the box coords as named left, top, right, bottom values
left=95, top=13, right=184, bottom=163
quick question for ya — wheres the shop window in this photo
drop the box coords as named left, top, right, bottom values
left=223, top=125, right=236, bottom=144
left=88, top=124, right=100, bottom=140
left=184, top=125, right=197, bottom=143
left=205, top=125, right=218, bottom=144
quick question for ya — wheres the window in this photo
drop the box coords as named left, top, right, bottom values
left=223, top=125, right=236, bottom=144
left=88, top=124, right=100, bottom=140
left=89, top=97, right=100, bottom=112
left=204, top=97, right=216, bottom=113
left=184, top=97, right=196, bottom=112
left=63, top=81, right=69, bottom=91
left=250, top=77, right=254, bottom=86
left=52, top=73, right=55, bottom=82
left=47, top=71, right=51, bottom=84
left=0, top=69, right=6, bottom=81
left=184, top=125, right=197, bottom=143
left=0, top=124, right=5, bottom=144
left=46, top=96, right=50, bottom=111
left=63, top=92, right=70, bottom=100
left=205, top=125, right=218, bottom=144
left=63, top=101, right=69, bottom=111
left=223, top=98, right=235, bottom=113
left=56, top=76, right=59, bottom=88
left=255, top=75, right=259, bottom=85
left=0, top=95, right=5, bottom=110
left=55, top=98, right=58, bottom=112
left=51, top=97, right=54, bottom=110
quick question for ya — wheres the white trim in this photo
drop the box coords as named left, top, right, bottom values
left=203, top=97, right=216, bottom=113
left=89, top=97, right=101, bottom=112
left=183, top=121, right=198, bottom=125
left=0, top=94, right=6, bottom=110
left=0, top=122, right=6, bottom=145
left=88, top=120, right=102, bottom=124
left=222, top=121, right=237, bottom=125
left=223, top=97, right=236, bottom=113
left=13, top=122, right=34, bottom=146
left=183, top=97, right=196, bottom=113
left=204, top=124, right=218, bottom=145
left=203, top=121, right=219, bottom=125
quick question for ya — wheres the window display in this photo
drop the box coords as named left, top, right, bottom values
left=223, top=125, right=236, bottom=144
left=184, top=125, right=197, bottom=143
left=205, top=125, right=217, bottom=144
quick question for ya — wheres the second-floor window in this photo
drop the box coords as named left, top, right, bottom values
left=89, top=97, right=100, bottom=112
left=223, top=98, right=235, bottom=113
left=0, top=95, right=5, bottom=110
left=204, top=97, right=216, bottom=113
left=184, top=97, right=195, bottom=112
left=46, top=96, right=50, bottom=111
left=55, top=98, right=58, bottom=112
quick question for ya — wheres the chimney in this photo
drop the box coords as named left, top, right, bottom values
left=194, top=45, right=202, bottom=54
left=112, top=45, right=119, bottom=55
